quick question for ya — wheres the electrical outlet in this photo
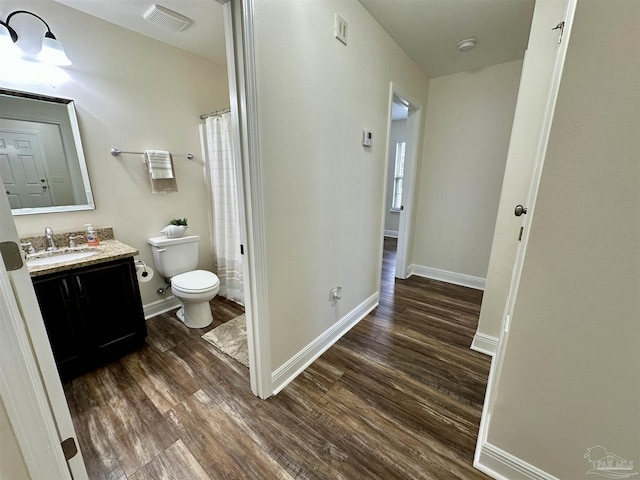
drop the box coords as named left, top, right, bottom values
left=363, top=130, right=373, bottom=147
left=330, top=287, right=342, bottom=301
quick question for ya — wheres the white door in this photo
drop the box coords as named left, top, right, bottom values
left=389, top=84, right=422, bottom=280
left=475, top=0, right=577, bottom=469
left=474, top=0, right=575, bottom=353
left=476, top=0, right=637, bottom=475
left=0, top=129, right=53, bottom=208
left=0, top=171, right=88, bottom=478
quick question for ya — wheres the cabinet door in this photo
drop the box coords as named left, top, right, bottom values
left=73, top=259, right=147, bottom=359
left=32, top=273, right=86, bottom=380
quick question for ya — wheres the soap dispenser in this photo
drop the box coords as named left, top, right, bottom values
left=85, top=224, right=100, bottom=246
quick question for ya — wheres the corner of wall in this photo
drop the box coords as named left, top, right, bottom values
left=408, top=264, right=486, bottom=290
left=474, top=441, right=560, bottom=480
left=471, top=331, right=498, bottom=356
left=270, top=292, right=379, bottom=395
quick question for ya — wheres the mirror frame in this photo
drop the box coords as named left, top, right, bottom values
left=0, top=88, right=95, bottom=216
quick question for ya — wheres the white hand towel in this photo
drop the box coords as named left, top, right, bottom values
left=144, top=150, right=174, bottom=179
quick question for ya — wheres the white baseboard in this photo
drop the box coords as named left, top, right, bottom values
left=408, top=264, right=486, bottom=290
left=384, top=230, right=398, bottom=238
left=475, top=442, right=559, bottom=480
left=271, top=292, right=379, bottom=395
left=471, top=331, right=498, bottom=356
left=143, top=296, right=180, bottom=320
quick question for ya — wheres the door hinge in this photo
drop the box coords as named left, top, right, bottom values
left=61, top=437, right=78, bottom=460
left=552, top=21, right=565, bottom=44
left=0, top=241, right=23, bottom=271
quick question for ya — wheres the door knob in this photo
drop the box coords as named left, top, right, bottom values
left=514, top=204, right=528, bottom=217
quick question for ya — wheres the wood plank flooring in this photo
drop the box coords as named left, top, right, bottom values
left=64, top=237, right=492, bottom=479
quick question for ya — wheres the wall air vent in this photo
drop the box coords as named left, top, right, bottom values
left=143, top=4, right=192, bottom=32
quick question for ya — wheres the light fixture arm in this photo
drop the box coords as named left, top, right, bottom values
left=3, top=10, right=58, bottom=43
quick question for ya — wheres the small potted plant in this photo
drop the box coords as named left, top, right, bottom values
left=161, top=217, right=188, bottom=238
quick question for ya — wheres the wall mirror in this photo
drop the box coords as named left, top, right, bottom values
left=0, top=88, right=95, bottom=216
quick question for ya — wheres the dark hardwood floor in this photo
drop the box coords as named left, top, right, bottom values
left=64, top=237, right=492, bottom=479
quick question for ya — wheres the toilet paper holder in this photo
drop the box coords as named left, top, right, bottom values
left=135, top=260, right=149, bottom=277
left=134, top=260, right=153, bottom=282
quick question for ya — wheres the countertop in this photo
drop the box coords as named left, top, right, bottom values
left=27, top=240, right=139, bottom=277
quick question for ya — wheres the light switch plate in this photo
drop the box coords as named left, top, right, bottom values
left=334, top=14, right=348, bottom=45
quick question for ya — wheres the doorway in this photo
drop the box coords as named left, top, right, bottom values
left=383, top=85, right=422, bottom=280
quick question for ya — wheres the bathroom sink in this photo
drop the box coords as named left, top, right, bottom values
left=27, top=250, right=97, bottom=267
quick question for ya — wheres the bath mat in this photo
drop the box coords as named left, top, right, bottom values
left=201, top=315, right=249, bottom=368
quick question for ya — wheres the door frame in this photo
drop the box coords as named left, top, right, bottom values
left=222, top=0, right=272, bottom=399
left=386, top=82, right=423, bottom=279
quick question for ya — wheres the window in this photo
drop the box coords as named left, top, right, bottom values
left=391, top=141, right=405, bottom=211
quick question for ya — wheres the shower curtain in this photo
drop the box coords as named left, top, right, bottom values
left=203, top=113, right=244, bottom=304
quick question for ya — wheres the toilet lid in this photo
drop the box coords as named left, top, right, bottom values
left=172, top=270, right=219, bottom=293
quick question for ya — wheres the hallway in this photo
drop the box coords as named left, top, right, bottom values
left=64, top=238, right=491, bottom=479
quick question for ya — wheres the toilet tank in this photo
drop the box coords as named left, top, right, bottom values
left=148, top=234, right=200, bottom=278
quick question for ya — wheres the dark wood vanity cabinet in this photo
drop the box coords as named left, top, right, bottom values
left=32, top=257, right=147, bottom=381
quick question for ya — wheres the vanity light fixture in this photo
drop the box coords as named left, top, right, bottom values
left=0, top=10, right=72, bottom=66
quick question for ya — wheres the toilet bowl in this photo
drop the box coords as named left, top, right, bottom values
left=171, top=270, right=220, bottom=328
left=147, top=234, right=220, bottom=329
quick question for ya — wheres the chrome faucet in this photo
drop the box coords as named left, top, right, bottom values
left=45, top=227, right=57, bottom=251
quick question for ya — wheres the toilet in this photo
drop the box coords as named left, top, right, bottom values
left=148, top=234, right=220, bottom=328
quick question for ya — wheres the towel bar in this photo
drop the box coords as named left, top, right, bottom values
left=110, top=148, right=194, bottom=160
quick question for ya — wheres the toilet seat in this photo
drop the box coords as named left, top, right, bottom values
left=172, top=270, right=219, bottom=294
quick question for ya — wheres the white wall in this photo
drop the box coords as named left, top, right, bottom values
left=252, top=0, right=429, bottom=370
left=0, top=0, right=229, bottom=305
left=411, top=60, right=522, bottom=282
left=479, top=0, right=640, bottom=477
left=384, top=119, right=406, bottom=235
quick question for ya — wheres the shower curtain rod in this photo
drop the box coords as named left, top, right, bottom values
left=200, top=107, right=231, bottom=119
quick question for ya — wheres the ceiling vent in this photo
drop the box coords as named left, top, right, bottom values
left=143, top=4, right=192, bottom=32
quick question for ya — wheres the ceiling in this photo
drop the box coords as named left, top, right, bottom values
left=53, top=0, right=535, bottom=77
left=53, top=0, right=227, bottom=67
left=360, top=0, right=535, bottom=77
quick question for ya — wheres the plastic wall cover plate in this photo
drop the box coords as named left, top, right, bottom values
left=363, top=130, right=373, bottom=147
left=334, top=14, right=348, bottom=45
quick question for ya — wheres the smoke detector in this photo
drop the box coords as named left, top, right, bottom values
left=457, top=38, right=477, bottom=52
left=143, top=4, right=192, bottom=32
